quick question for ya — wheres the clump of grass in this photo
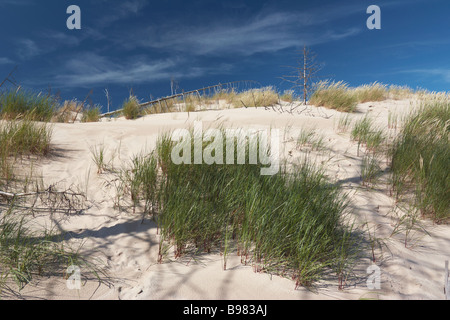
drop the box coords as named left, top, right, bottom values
left=81, top=105, right=101, bottom=123
left=0, top=117, right=52, bottom=189
left=280, top=90, right=295, bottom=103
left=233, top=87, right=279, bottom=108
left=390, top=99, right=450, bottom=221
left=90, top=144, right=107, bottom=174
left=0, top=213, right=95, bottom=291
left=53, top=100, right=84, bottom=123
left=351, top=116, right=386, bottom=155
left=211, top=88, right=237, bottom=103
left=145, top=127, right=359, bottom=288
left=297, top=128, right=327, bottom=151
left=354, top=82, right=387, bottom=103
left=184, top=96, right=197, bottom=112
left=388, top=85, right=414, bottom=100
left=309, top=81, right=358, bottom=112
left=0, top=89, right=57, bottom=122
left=335, top=113, right=353, bottom=133
left=360, top=154, right=382, bottom=186
left=122, top=95, right=141, bottom=120
left=126, top=152, right=158, bottom=214
left=0, top=117, right=53, bottom=157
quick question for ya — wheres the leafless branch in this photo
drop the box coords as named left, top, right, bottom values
left=1, top=184, right=89, bottom=217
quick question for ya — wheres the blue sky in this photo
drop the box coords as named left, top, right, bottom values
left=0, top=0, right=449, bottom=112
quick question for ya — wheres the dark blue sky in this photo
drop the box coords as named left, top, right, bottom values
left=0, top=0, right=449, bottom=112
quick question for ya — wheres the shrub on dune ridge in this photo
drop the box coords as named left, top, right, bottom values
left=81, top=105, right=101, bottom=123
left=122, top=95, right=141, bottom=120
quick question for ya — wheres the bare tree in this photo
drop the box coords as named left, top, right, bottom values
left=281, top=46, right=323, bottom=105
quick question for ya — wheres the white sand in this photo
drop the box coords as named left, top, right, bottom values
left=8, top=99, right=450, bottom=300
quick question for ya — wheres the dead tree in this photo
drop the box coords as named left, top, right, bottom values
left=281, top=46, right=323, bottom=105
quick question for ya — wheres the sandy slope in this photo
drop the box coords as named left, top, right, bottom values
left=10, top=99, right=450, bottom=300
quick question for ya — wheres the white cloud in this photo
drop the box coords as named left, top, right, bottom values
left=50, top=53, right=228, bottom=87
left=123, top=10, right=361, bottom=57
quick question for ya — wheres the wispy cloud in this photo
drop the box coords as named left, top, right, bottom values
left=47, top=53, right=230, bottom=88
left=395, top=68, right=450, bottom=83
left=0, top=57, right=14, bottom=65
left=120, top=10, right=362, bottom=57
left=96, top=0, right=149, bottom=28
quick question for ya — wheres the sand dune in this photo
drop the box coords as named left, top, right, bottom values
left=10, top=99, right=449, bottom=300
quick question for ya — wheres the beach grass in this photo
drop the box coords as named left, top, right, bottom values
left=354, top=82, right=388, bottom=103
left=351, top=115, right=386, bottom=155
left=122, top=95, right=141, bottom=120
left=0, top=212, right=97, bottom=291
left=309, top=81, right=359, bottom=112
left=116, top=127, right=362, bottom=287
left=232, top=87, right=279, bottom=108
left=390, top=98, right=450, bottom=221
left=0, top=117, right=53, bottom=158
left=0, top=89, right=57, bottom=122
left=81, top=105, right=101, bottom=123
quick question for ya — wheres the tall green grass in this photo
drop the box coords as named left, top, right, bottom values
left=116, top=128, right=360, bottom=287
left=0, top=117, right=53, bottom=190
left=390, top=99, right=450, bottom=221
left=0, top=89, right=57, bottom=121
left=0, top=118, right=53, bottom=158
